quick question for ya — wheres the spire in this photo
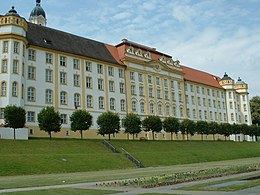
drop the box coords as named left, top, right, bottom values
left=29, top=0, right=47, bottom=26
left=36, top=0, right=41, bottom=6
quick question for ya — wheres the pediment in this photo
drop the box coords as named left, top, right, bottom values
left=147, top=60, right=180, bottom=72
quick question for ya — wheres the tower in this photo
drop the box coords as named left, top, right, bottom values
left=29, top=0, right=47, bottom=26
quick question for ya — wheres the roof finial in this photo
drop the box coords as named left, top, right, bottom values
left=36, top=0, right=41, bottom=5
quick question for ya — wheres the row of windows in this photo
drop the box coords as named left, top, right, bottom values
left=186, top=95, right=226, bottom=109
left=2, top=40, right=25, bottom=55
left=0, top=81, right=21, bottom=97
left=187, top=108, right=227, bottom=122
left=185, top=83, right=225, bottom=98
left=1, top=59, right=24, bottom=74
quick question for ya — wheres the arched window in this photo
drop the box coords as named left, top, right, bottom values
left=120, top=99, right=125, bottom=111
left=60, top=91, right=67, bottom=105
left=27, top=87, right=35, bottom=101
left=132, top=100, right=137, bottom=112
left=86, top=95, right=93, bottom=108
left=12, top=82, right=18, bottom=97
left=99, top=96, right=104, bottom=109
left=74, top=93, right=81, bottom=107
left=110, top=98, right=115, bottom=110
left=172, top=105, right=176, bottom=116
left=45, top=89, right=53, bottom=104
left=165, top=105, right=170, bottom=116
left=149, top=103, right=154, bottom=114
left=158, top=104, right=162, bottom=115
left=140, top=102, right=145, bottom=113
left=1, top=81, right=7, bottom=96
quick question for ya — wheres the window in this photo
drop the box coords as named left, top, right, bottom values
left=86, top=77, right=92, bottom=88
left=219, top=113, right=222, bottom=121
left=158, top=104, right=162, bottom=115
left=177, top=82, right=181, bottom=90
left=191, top=96, right=195, bottom=105
left=118, top=69, right=124, bottom=78
left=0, top=108, right=4, bottom=119
left=21, top=84, right=24, bottom=99
left=218, top=101, right=221, bottom=109
left=28, top=66, right=35, bottom=79
left=212, top=90, right=215, bottom=97
left=245, top=115, right=248, bottom=122
left=73, top=74, right=80, bottom=87
left=131, top=85, right=136, bottom=95
left=12, top=82, right=18, bottom=97
left=185, top=84, right=188, bottom=91
left=120, top=99, right=125, bottom=111
left=172, top=92, right=176, bottom=101
left=98, top=79, right=103, bottom=90
left=97, top=64, right=103, bottom=74
left=45, top=89, right=53, bottom=104
left=173, top=106, right=177, bottom=116
left=13, top=41, right=19, bottom=53
left=210, top=111, right=213, bottom=120
left=242, top=95, right=246, bottom=101
left=85, top=62, right=92, bottom=71
left=156, top=77, right=160, bottom=85
left=204, top=110, right=208, bottom=120
left=28, top=49, right=36, bottom=61
left=149, top=87, right=153, bottom=97
left=110, top=98, right=115, bottom=110
left=74, top=93, right=81, bottom=107
left=3, top=41, right=8, bottom=53
left=119, top=83, right=125, bottom=93
left=217, top=91, right=220, bottom=98
left=166, top=105, right=170, bottom=116
left=165, top=91, right=169, bottom=100
left=180, top=107, right=184, bottom=117
left=197, top=86, right=200, bottom=94
left=213, top=100, right=216, bottom=108
left=139, top=86, right=144, bottom=96
left=45, top=69, right=53, bottom=82
left=157, top=89, right=161, bottom=99
left=171, top=81, right=174, bottom=89
left=187, top=108, right=190, bottom=118
left=22, top=45, right=25, bottom=57
left=202, top=87, right=205, bottom=95
left=46, top=53, right=53, bottom=64
left=208, top=99, right=211, bottom=107
left=99, top=96, right=104, bottom=109
left=164, top=79, right=168, bottom=87
left=60, top=114, right=67, bottom=124
left=27, top=87, right=35, bottom=101
left=230, top=102, right=233, bottom=109
left=178, top=93, right=182, bottom=102
left=198, top=97, right=201, bottom=106
left=60, top=91, right=67, bottom=105
left=60, top=72, right=67, bottom=85
left=203, top=98, right=206, bottom=106
left=108, top=66, right=114, bottom=76
left=60, top=56, right=66, bottom=66
left=149, top=103, right=154, bottom=114
left=207, top=89, right=210, bottom=96
left=130, top=72, right=135, bottom=80
left=27, top=111, right=35, bottom=122
left=229, top=92, right=232, bottom=99
left=140, top=102, right=145, bottom=113
left=138, top=73, right=143, bottom=82
left=109, top=81, right=115, bottom=92
left=1, top=59, right=7, bottom=73
left=190, top=85, right=194, bottom=92
left=231, top=113, right=234, bottom=121
left=243, top=104, right=247, bottom=111
left=148, top=75, right=152, bottom=84
left=73, top=59, right=79, bottom=69
left=193, top=109, right=196, bottom=119
left=221, top=92, right=224, bottom=98
left=86, top=95, right=93, bottom=108
left=132, top=101, right=137, bottom=112
left=199, top=110, right=202, bottom=119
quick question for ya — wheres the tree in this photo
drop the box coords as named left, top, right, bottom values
left=163, top=117, right=180, bottom=140
left=196, top=121, right=209, bottom=141
left=208, top=122, right=218, bottom=141
left=4, top=105, right=26, bottom=140
left=180, top=119, right=196, bottom=141
left=250, top=96, right=260, bottom=125
left=96, top=111, right=120, bottom=141
left=124, top=113, right=142, bottom=140
left=37, top=107, right=61, bottom=139
left=240, top=123, right=249, bottom=141
left=219, top=123, right=232, bottom=141
left=142, top=115, right=162, bottom=140
left=70, top=110, right=93, bottom=139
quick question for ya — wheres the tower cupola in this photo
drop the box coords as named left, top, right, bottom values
left=219, top=72, right=234, bottom=87
left=29, top=0, right=46, bottom=26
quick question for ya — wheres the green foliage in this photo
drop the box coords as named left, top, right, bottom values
left=250, top=96, right=260, bottom=125
left=37, top=107, right=61, bottom=139
left=142, top=116, right=162, bottom=140
left=70, top=110, right=93, bottom=139
left=124, top=113, right=142, bottom=139
left=208, top=122, right=219, bottom=141
left=96, top=111, right=120, bottom=140
left=163, top=117, right=180, bottom=140
left=4, top=105, right=26, bottom=140
left=196, top=121, right=209, bottom=140
left=219, top=123, right=232, bottom=140
left=180, top=119, right=196, bottom=140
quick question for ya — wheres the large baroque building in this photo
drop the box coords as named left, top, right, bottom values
left=0, top=1, right=252, bottom=141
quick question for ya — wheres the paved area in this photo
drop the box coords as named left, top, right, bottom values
left=0, top=170, right=259, bottom=194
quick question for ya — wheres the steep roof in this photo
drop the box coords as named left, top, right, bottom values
left=182, top=65, right=223, bottom=89
left=26, top=23, right=120, bottom=65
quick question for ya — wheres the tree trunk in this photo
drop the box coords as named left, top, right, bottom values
left=127, top=133, right=129, bottom=140
left=182, top=133, right=185, bottom=140
left=213, top=134, right=215, bottom=141
left=201, top=134, right=203, bottom=141
left=133, top=134, right=135, bottom=140
left=152, top=132, right=155, bottom=141
left=80, top=130, right=83, bottom=139
left=225, top=136, right=226, bottom=141
left=13, top=128, right=16, bottom=140
left=49, top=132, right=52, bottom=140
left=255, top=135, right=258, bottom=142
left=186, top=133, right=189, bottom=141
left=171, top=132, right=173, bottom=141
left=109, top=134, right=111, bottom=141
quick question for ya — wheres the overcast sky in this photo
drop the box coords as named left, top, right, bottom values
left=1, top=0, right=260, bottom=98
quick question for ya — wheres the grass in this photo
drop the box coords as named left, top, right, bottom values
left=0, top=139, right=134, bottom=176
left=1, top=188, right=122, bottom=195
left=178, top=173, right=260, bottom=191
left=111, top=140, right=260, bottom=167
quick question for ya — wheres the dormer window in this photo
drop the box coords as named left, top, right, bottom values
left=135, top=49, right=142, bottom=57
left=174, top=60, right=180, bottom=67
left=127, top=46, right=134, bottom=54
left=167, top=59, right=174, bottom=65
left=144, top=51, right=151, bottom=59
left=159, top=56, right=166, bottom=63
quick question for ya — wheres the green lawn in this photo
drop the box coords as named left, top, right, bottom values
left=0, top=139, right=134, bottom=176
left=111, top=140, right=260, bottom=167
left=0, top=139, right=259, bottom=176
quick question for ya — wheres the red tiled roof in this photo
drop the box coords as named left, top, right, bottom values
left=182, top=65, right=223, bottom=89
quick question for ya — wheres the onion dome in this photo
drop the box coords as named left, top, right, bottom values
left=30, top=0, right=46, bottom=19
left=5, top=6, right=20, bottom=17
left=236, top=77, right=246, bottom=84
left=221, top=72, right=233, bottom=81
